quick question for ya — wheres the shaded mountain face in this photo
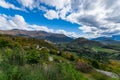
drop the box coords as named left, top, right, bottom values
left=92, top=36, right=120, bottom=44
left=92, top=37, right=112, bottom=41
left=112, top=35, right=120, bottom=41
left=0, top=29, right=73, bottom=43
left=69, top=37, right=104, bottom=47
left=58, top=37, right=107, bottom=60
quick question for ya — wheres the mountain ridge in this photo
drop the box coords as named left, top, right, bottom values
left=0, top=29, right=74, bottom=43
left=92, top=36, right=120, bottom=44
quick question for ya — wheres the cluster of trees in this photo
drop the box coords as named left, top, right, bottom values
left=50, top=49, right=75, bottom=61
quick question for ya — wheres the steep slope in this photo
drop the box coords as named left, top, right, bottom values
left=0, top=34, right=57, bottom=50
left=0, top=29, right=73, bottom=43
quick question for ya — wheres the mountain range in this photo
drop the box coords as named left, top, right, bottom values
left=0, top=29, right=73, bottom=43
left=0, top=29, right=120, bottom=45
left=92, top=36, right=120, bottom=44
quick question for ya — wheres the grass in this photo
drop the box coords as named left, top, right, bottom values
left=93, top=47, right=118, bottom=54
left=0, top=47, right=116, bottom=80
left=0, top=63, right=88, bottom=80
left=0, top=47, right=88, bottom=80
left=107, top=60, right=120, bottom=75
left=83, top=70, right=118, bottom=80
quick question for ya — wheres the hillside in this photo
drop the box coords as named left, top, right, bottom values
left=0, top=34, right=119, bottom=80
left=70, top=37, right=104, bottom=47
left=58, top=37, right=105, bottom=53
left=57, top=37, right=120, bottom=63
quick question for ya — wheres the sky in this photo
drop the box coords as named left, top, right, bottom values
left=0, top=0, right=120, bottom=38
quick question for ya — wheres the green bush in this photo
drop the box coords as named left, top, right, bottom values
left=0, top=39, right=12, bottom=48
left=91, top=71, right=114, bottom=80
left=91, top=60, right=100, bottom=69
left=50, top=49, right=58, bottom=55
left=26, top=49, right=40, bottom=64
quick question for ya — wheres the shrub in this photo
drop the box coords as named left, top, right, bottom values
left=91, top=71, right=114, bottom=80
left=59, top=63, right=88, bottom=80
left=76, top=61, right=92, bottom=73
left=0, top=48, right=25, bottom=66
left=26, top=49, right=40, bottom=64
left=50, top=49, right=58, bottom=55
left=39, top=48, right=49, bottom=61
left=0, top=39, right=12, bottom=48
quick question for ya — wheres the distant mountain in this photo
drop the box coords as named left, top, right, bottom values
left=70, top=37, right=104, bottom=47
left=92, top=37, right=112, bottom=41
left=92, top=36, right=120, bottom=44
left=0, top=29, right=73, bottom=43
left=112, top=35, right=120, bottom=41
left=58, top=37, right=105, bottom=56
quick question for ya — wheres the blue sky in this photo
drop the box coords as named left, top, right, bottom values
left=0, top=0, right=120, bottom=38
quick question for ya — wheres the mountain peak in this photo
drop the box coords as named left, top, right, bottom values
left=72, top=37, right=89, bottom=43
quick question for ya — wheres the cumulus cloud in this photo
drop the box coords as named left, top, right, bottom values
left=29, top=25, right=54, bottom=32
left=56, top=30, right=79, bottom=38
left=0, top=14, right=53, bottom=32
left=40, top=0, right=71, bottom=10
left=67, top=0, right=120, bottom=37
left=0, top=14, right=29, bottom=30
left=18, top=0, right=33, bottom=8
left=44, top=10, right=59, bottom=20
left=0, top=0, right=21, bottom=10
left=17, top=0, right=39, bottom=10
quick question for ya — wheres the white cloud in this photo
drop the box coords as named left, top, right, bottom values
left=0, top=14, right=29, bottom=30
left=40, top=0, right=71, bottom=10
left=41, top=0, right=71, bottom=20
left=0, top=0, right=22, bottom=10
left=17, top=0, right=35, bottom=10
left=56, top=30, right=80, bottom=38
left=29, top=25, right=54, bottom=32
left=0, top=14, right=50, bottom=31
left=68, top=0, right=120, bottom=37
left=44, top=10, right=59, bottom=20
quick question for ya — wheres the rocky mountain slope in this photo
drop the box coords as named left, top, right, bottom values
left=0, top=29, right=73, bottom=43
